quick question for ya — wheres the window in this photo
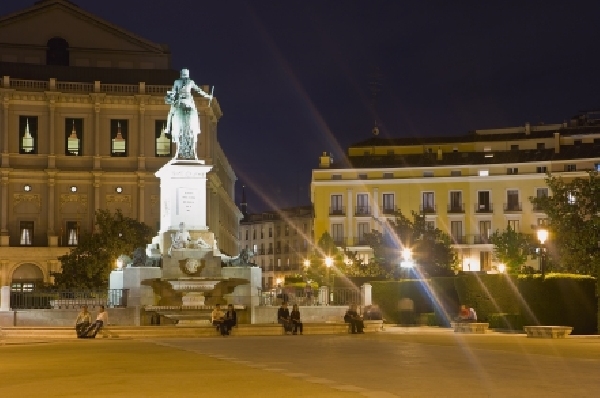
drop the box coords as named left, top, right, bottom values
left=253, top=229, right=256, bottom=239
left=65, top=118, right=83, bottom=156
left=477, top=191, right=491, bottom=211
left=449, top=191, right=462, bottom=212
left=20, top=221, right=34, bottom=245
left=508, top=220, right=520, bottom=232
left=423, top=171, right=434, bottom=177
left=331, top=224, right=344, bottom=244
left=479, top=220, right=491, bottom=241
left=276, top=241, right=281, bottom=254
left=330, top=194, right=344, bottom=215
left=537, top=218, right=548, bottom=226
left=46, top=37, right=69, bottom=66
left=383, top=172, right=393, bottom=179
left=19, top=116, right=38, bottom=154
left=260, top=243, right=265, bottom=255
left=331, top=174, right=342, bottom=180
left=565, top=164, right=576, bottom=172
left=480, top=251, right=492, bottom=271
left=155, top=120, right=171, bottom=157
left=507, top=167, right=518, bottom=175
left=382, top=193, right=395, bottom=214
left=356, top=194, right=369, bottom=215
left=284, top=225, right=289, bottom=236
left=303, top=223, right=307, bottom=233
left=422, top=192, right=435, bottom=213
left=536, top=188, right=548, bottom=199
left=595, top=163, right=600, bottom=172
left=450, top=221, right=462, bottom=243
left=245, top=230, right=248, bottom=240
left=537, top=166, right=547, bottom=173
left=268, top=228, right=273, bottom=238
left=260, top=228, right=264, bottom=239
left=66, top=221, right=79, bottom=246
left=284, top=242, right=289, bottom=253
left=506, top=190, right=520, bottom=211
left=450, top=170, right=461, bottom=177
left=537, top=143, right=545, bottom=150
left=425, top=220, right=435, bottom=230
left=358, top=173, right=367, bottom=180
left=567, top=191, right=576, bottom=205
left=110, top=120, right=128, bottom=157
left=268, top=243, right=273, bottom=254
left=478, top=170, right=489, bottom=177
left=276, top=226, right=281, bottom=237
left=357, top=222, right=369, bottom=244
left=510, top=145, right=519, bottom=151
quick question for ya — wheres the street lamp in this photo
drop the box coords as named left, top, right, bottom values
left=498, top=263, right=506, bottom=274
left=400, top=248, right=414, bottom=279
left=537, top=228, right=548, bottom=278
left=325, top=256, right=333, bottom=304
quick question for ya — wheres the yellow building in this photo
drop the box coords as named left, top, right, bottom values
left=0, top=0, right=241, bottom=292
left=312, top=118, right=600, bottom=272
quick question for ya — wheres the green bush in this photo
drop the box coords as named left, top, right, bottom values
left=454, top=274, right=521, bottom=322
left=371, top=280, right=436, bottom=324
left=488, top=313, right=523, bottom=331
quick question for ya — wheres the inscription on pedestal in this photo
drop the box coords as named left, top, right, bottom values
left=176, top=187, right=199, bottom=216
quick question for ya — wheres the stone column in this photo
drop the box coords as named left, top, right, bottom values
left=47, top=171, right=58, bottom=246
left=373, top=188, right=379, bottom=218
left=137, top=99, right=146, bottom=170
left=47, top=99, right=56, bottom=169
left=93, top=102, right=101, bottom=169
left=137, top=173, right=145, bottom=223
left=1, top=95, right=9, bottom=167
left=0, top=172, right=8, bottom=246
left=0, top=285, right=10, bottom=311
left=93, top=173, right=101, bottom=230
left=361, top=283, right=372, bottom=307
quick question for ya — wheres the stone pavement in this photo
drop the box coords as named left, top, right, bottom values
left=1, top=328, right=599, bottom=397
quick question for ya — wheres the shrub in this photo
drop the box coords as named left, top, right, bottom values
left=488, top=313, right=523, bottom=331
left=454, top=274, right=521, bottom=321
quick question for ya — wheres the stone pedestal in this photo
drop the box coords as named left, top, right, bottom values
left=121, top=267, right=162, bottom=307
left=155, top=161, right=213, bottom=232
left=361, top=283, right=372, bottom=306
left=221, top=266, right=261, bottom=322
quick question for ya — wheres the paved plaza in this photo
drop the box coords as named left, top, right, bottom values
left=1, top=328, right=600, bottom=397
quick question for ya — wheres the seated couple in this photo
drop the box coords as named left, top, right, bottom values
left=277, top=302, right=303, bottom=335
left=212, top=304, right=237, bottom=336
left=457, top=305, right=477, bottom=322
left=75, top=305, right=108, bottom=338
left=344, top=304, right=364, bottom=334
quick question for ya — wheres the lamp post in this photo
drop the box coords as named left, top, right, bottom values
left=536, top=228, right=548, bottom=278
left=400, top=248, right=414, bottom=279
left=325, top=256, right=333, bottom=304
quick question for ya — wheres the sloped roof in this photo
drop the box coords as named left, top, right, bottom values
left=0, top=0, right=169, bottom=54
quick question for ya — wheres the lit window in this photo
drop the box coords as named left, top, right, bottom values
left=19, top=116, right=37, bottom=154
left=479, top=170, right=489, bottom=177
left=65, top=118, right=83, bottom=156
left=537, top=166, right=547, bottom=173
left=565, top=164, right=576, bottom=172
left=155, top=120, right=171, bottom=157
left=66, top=221, right=79, bottom=246
left=111, top=120, right=128, bottom=157
left=567, top=192, right=576, bottom=205
left=507, top=167, right=518, bottom=175
left=20, top=221, right=34, bottom=245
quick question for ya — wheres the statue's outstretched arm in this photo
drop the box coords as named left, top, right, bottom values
left=192, top=82, right=212, bottom=99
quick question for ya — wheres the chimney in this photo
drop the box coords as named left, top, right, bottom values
left=525, top=122, right=530, bottom=135
left=319, top=152, right=331, bottom=168
left=554, top=133, right=560, bottom=153
left=437, top=147, right=443, bottom=161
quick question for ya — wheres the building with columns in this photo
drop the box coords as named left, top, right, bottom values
left=312, top=117, right=600, bottom=273
left=0, top=0, right=241, bottom=292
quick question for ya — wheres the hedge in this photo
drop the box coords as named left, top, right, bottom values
left=371, top=280, right=435, bottom=324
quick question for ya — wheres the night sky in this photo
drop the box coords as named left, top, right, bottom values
left=3, top=0, right=600, bottom=212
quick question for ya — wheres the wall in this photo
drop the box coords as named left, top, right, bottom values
left=0, top=307, right=138, bottom=327
left=253, top=305, right=347, bottom=324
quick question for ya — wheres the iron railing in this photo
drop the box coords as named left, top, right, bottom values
left=475, top=203, right=493, bottom=213
left=447, top=203, right=465, bottom=213
left=329, top=206, right=346, bottom=216
left=258, top=287, right=360, bottom=306
left=504, top=202, right=522, bottom=212
left=10, top=289, right=129, bottom=310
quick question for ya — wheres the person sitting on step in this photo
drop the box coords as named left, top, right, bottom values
left=211, top=304, right=227, bottom=336
left=290, top=304, right=303, bottom=335
left=82, top=305, right=108, bottom=338
left=224, top=304, right=237, bottom=335
left=344, top=304, right=364, bottom=334
left=277, top=302, right=292, bottom=334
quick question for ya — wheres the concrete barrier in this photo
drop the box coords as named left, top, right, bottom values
left=523, top=326, right=573, bottom=338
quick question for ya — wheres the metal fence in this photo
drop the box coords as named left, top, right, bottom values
left=258, top=287, right=360, bottom=306
left=9, top=289, right=129, bottom=310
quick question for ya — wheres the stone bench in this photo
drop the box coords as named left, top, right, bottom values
left=363, top=320, right=384, bottom=332
left=523, top=326, right=573, bottom=339
left=452, top=322, right=489, bottom=334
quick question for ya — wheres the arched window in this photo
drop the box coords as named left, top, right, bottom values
left=46, top=37, right=69, bottom=66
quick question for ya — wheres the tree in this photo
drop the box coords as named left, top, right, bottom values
left=531, top=171, right=600, bottom=275
left=54, top=209, right=154, bottom=289
left=490, top=224, right=534, bottom=273
left=366, top=211, right=458, bottom=278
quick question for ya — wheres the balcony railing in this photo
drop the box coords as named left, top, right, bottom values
left=351, top=237, right=370, bottom=246
left=475, top=203, right=493, bottom=213
left=329, top=206, right=346, bottom=216
left=332, top=236, right=347, bottom=246
left=473, top=235, right=492, bottom=245
left=267, top=248, right=274, bottom=254
left=381, top=205, right=397, bottom=215
left=355, top=205, right=371, bottom=216
left=420, top=204, right=437, bottom=214
left=447, top=203, right=465, bottom=213
left=504, top=202, right=522, bottom=212
left=451, top=235, right=467, bottom=244
left=532, top=202, right=545, bottom=212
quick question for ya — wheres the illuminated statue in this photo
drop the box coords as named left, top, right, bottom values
left=165, top=69, right=213, bottom=160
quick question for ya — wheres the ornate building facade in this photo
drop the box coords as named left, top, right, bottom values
left=312, top=116, right=600, bottom=273
left=0, top=0, right=241, bottom=292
